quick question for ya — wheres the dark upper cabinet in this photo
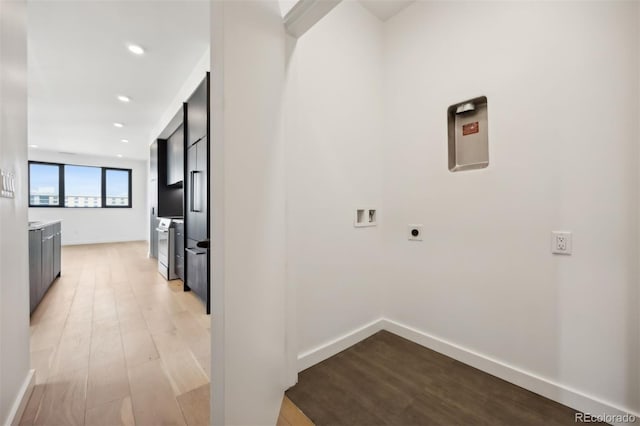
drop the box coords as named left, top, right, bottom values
left=187, top=76, right=208, bottom=147
left=157, top=139, right=183, bottom=218
left=167, top=124, right=184, bottom=186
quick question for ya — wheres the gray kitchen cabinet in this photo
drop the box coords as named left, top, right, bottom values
left=29, top=222, right=62, bottom=314
left=53, top=223, right=61, bottom=278
left=167, top=124, right=184, bottom=186
left=41, top=233, right=54, bottom=300
left=29, top=229, right=42, bottom=314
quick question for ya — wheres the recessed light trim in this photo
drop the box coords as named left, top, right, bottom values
left=113, top=122, right=124, bottom=128
left=29, top=144, right=38, bottom=148
left=121, top=139, right=129, bottom=143
left=117, top=95, right=131, bottom=103
left=127, top=44, right=145, bottom=55
left=117, top=154, right=123, bottom=158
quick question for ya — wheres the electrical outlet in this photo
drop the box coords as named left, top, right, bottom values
left=408, top=224, right=423, bottom=241
left=551, top=231, right=572, bottom=255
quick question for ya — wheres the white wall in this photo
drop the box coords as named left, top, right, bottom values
left=382, top=1, right=639, bottom=414
left=28, top=151, right=147, bottom=245
left=210, top=1, right=288, bottom=424
left=148, top=48, right=210, bottom=145
left=0, top=0, right=32, bottom=423
left=287, top=0, right=640, bottom=417
left=286, top=0, right=385, bottom=359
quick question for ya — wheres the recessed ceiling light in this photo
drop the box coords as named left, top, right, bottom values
left=113, top=122, right=124, bottom=128
left=117, top=95, right=131, bottom=103
left=127, top=44, right=145, bottom=55
left=29, top=144, right=38, bottom=148
left=121, top=139, right=129, bottom=143
left=117, top=154, right=123, bottom=158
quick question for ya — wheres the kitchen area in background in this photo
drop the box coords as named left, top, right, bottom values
left=15, top=2, right=213, bottom=424
left=149, top=73, right=210, bottom=314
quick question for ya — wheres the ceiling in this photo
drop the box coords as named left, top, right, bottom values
left=28, top=1, right=209, bottom=160
left=358, top=0, right=414, bottom=21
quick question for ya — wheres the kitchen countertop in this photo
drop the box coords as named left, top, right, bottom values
left=28, top=219, right=62, bottom=231
left=159, top=217, right=183, bottom=223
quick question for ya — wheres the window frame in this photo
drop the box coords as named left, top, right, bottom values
left=103, top=167, right=133, bottom=209
left=28, top=161, right=64, bottom=208
left=28, top=161, right=132, bottom=209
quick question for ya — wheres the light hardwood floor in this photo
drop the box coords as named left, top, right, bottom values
left=20, top=241, right=210, bottom=426
left=277, top=397, right=314, bottom=426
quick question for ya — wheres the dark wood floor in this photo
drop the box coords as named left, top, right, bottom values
left=286, top=331, right=604, bottom=426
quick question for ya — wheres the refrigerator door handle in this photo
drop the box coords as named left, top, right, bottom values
left=191, top=171, right=202, bottom=212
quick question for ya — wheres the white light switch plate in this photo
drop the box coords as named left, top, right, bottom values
left=0, top=170, right=15, bottom=199
left=551, top=231, right=572, bottom=255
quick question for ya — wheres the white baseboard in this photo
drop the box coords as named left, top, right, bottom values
left=297, top=318, right=384, bottom=372
left=63, top=238, right=147, bottom=247
left=5, top=369, right=35, bottom=426
left=297, top=318, right=639, bottom=426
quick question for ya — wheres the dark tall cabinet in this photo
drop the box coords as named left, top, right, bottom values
left=186, top=140, right=207, bottom=241
left=185, top=74, right=210, bottom=314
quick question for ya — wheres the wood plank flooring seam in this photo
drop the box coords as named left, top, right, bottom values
left=117, top=301, right=139, bottom=426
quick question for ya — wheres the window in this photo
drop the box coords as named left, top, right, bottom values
left=64, top=165, right=102, bottom=208
left=28, top=161, right=132, bottom=208
left=104, top=168, right=132, bottom=208
left=29, top=163, right=61, bottom=206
